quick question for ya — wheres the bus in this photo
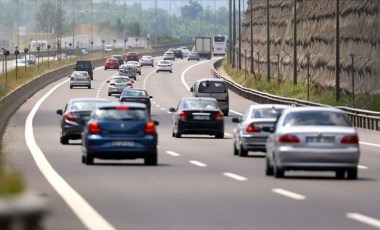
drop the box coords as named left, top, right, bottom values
left=212, top=35, right=227, bottom=56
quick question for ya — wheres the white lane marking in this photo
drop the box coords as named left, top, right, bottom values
left=272, top=188, right=306, bottom=200
left=360, top=141, right=380, bottom=148
left=25, top=79, right=116, bottom=230
left=223, top=172, right=247, bottom=181
left=224, top=133, right=232, bottom=137
left=181, top=59, right=213, bottom=90
left=347, top=213, right=380, bottom=228
left=358, top=165, right=368, bottom=169
left=190, top=160, right=207, bottom=167
left=166, top=151, right=180, bottom=157
left=160, top=108, right=166, bottom=111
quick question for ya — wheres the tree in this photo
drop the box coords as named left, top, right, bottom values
left=36, top=1, right=56, bottom=33
left=180, top=0, right=203, bottom=20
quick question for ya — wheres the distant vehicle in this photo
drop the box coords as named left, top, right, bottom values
left=81, top=48, right=89, bottom=55
left=169, top=97, right=224, bottom=139
left=125, top=52, right=139, bottom=62
left=140, top=55, right=154, bottom=67
left=74, top=60, right=94, bottom=80
left=56, top=97, right=110, bottom=144
left=126, top=61, right=141, bottom=75
left=119, top=88, right=153, bottom=114
left=104, top=58, right=120, bottom=70
left=12, top=59, right=28, bottom=68
left=180, top=47, right=190, bottom=57
left=156, top=60, right=172, bottom=73
left=107, top=76, right=133, bottom=96
left=212, top=35, right=227, bottom=56
left=173, top=49, right=183, bottom=59
left=119, top=64, right=137, bottom=80
left=194, top=36, right=212, bottom=60
left=232, top=104, right=291, bottom=157
left=81, top=102, right=159, bottom=165
left=112, top=55, right=124, bottom=66
left=266, top=107, right=360, bottom=179
left=22, top=54, right=36, bottom=64
left=187, top=51, right=200, bottom=61
left=163, top=51, right=175, bottom=60
left=190, top=78, right=229, bottom=116
left=69, top=71, right=92, bottom=89
left=104, top=45, right=113, bottom=52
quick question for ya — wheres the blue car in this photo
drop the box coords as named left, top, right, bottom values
left=81, top=102, right=159, bottom=165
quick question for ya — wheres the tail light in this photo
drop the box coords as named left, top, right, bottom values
left=179, top=111, right=188, bottom=120
left=145, top=122, right=156, bottom=134
left=341, top=135, right=359, bottom=144
left=116, top=105, right=129, bottom=110
left=246, top=123, right=261, bottom=133
left=64, top=112, right=78, bottom=122
left=215, top=111, right=224, bottom=120
left=278, top=134, right=300, bottom=143
left=70, top=77, right=74, bottom=81
left=88, top=121, right=101, bottom=134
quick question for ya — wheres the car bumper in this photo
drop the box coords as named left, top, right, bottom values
left=178, top=120, right=224, bottom=135
left=70, top=81, right=91, bottom=87
left=274, top=146, right=360, bottom=170
left=62, top=124, right=84, bottom=139
left=157, top=67, right=172, bottom=72
left=241, top=134, right=269, bottom=151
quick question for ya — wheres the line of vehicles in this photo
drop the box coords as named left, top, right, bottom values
left=58, top=42, right=360, bottom=180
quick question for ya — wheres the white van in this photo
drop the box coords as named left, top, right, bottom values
left=190, top=78, right=229, bottom=116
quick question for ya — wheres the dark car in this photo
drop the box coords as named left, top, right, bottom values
left=112, top=55, right=124, bottom=66
left=56, top=97, right=110, bottom=144
left=169, top=97, right=224, bottom=138
left=173, top=49, right=183, bottom=59
left=125, top=52, right=140, bottom=62
left=81, top=102, right=159, bottom=165
left=74, top=60, right=94, bottom=80
left=119, top=88, right=153, bottom=114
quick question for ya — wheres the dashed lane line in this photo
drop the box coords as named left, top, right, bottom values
left=166, top=151, right=180, bottom=157
left=223, top=173, right=248, bottom=181
left=272, top=188, right=306, bottom=200
left=347, top=213, right=380, bottom=229
left=189, top=160, right=207, bottom=167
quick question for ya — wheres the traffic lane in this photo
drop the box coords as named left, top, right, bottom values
left=3, top=77, right=87, bottom=230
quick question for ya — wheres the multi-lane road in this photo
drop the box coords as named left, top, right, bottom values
left=3, top=56, right=380, bottom=230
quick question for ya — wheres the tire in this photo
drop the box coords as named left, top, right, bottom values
left=239, top=144, right=248, bottom=157
left=139, top=72, right=141, bottom=75
left=335, top=170, right=345, bottom=179
left=108, top=93, right=111, bottom=96
left=170, top=71, right=172, bottom=73
left=81, top=155, right=85, bottom=164
left=233, top=141, right=238, bottom=155
left=60, top=136, right=69, bottom=145
left=347, top=168, right=358, bottom=179
left=175, top=131, right=181, bottom=138
left=222, top=110, right=229, bottom=116
left=145, top=154, right=158, bottom=166
left=265, top=158, right=274, bottom=176
left=84, top=154, right=94, bottom=165
left=88, top=85, right=91, bottom=89
left=274, top=166, right=284, bottom=178
left=104, top=67, right=107, bottom=70
left=156, top=70, right=159, bottom=73
left=70, top=86, right=73, bottom=89
left=215, top=132, right=224, bottom=139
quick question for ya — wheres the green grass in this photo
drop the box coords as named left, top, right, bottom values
left=222, top=58, right=380, bottom=111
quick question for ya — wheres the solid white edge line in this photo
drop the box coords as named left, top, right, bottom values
left=347, top=213, right=380, bottom=228
left=358, top=165, right=368, bottom=169
left=272, top=188, right=306, bottom=200
left=166, top=151, right=180, bottom=157
left=223, top=172, right=247, bottom=181
left=180, top=59, right=214, bottom=91
left=189, top=160, right=207, bottom=167
left=25, top=79, right=115, bottom=230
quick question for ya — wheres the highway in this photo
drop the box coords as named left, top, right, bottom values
left=3, top=56, right=380, bottom=230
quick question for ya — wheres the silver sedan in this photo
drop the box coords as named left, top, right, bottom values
left=232, top=104, right=291, bottom=157
left=266, top=106, right=360, bottom=179
left=69, top=71, right=91, bottom=89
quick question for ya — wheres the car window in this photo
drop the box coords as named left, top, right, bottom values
left=76, top=62, right=91, bottom=69
left=72, top=101, right=102, bottom=111
left=198, top=81, right=226, bottom=93
left=113, top=78, right=128, bottom=83
left=96, top=108, right=146, bottom=120
left=251, top=108, right=284, bottom=119
left=283, top=111, right=352, bottom=127
left=183, top=100, right=218, bottom=110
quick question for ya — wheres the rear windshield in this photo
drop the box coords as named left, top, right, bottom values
left=198, top=81, right=226, bottom=93
left=71, top=101, right=105, bottom=111
left=251, top=108, right=284, bottom=119
left=95, top=108, right=146, bottom=120
left=76, top=62, right=91, bottom=69
left=183, top=100, right=219, bottom=110
left=283, top=111, right=352, bottom=127
left=122, top=90, right=147, bottom=97
left=112, top=78, right=128, bottom=83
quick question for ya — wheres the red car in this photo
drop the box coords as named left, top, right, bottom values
left=104, top=58, right=120, bottom=70
left=125, top=52, right=139, bottom=62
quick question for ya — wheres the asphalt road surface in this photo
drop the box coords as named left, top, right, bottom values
left=3, top=56, right=380, bottom=230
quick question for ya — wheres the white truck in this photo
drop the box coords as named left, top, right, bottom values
left=194, top=37, right=212, bottom=60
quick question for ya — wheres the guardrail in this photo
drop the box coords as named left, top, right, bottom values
left=211, top=58, right=380, bottom=131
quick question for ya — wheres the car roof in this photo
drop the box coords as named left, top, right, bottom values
left=283, top=106, right=340, bottom=113
left=69, top=97, right=109, bottom=103
left=248, top=104, right=291, bottom=110
left=197, top=78, right=226, bottom=83
left=181, top=97, right=218, bottom=102
left=97, top=102, right=147, bottom=109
